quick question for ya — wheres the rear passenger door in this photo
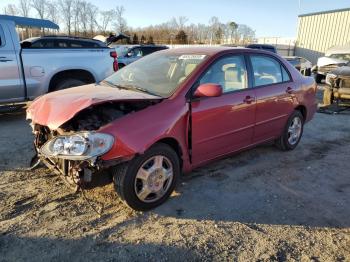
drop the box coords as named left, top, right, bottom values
left=249, top=54, right=295, bottom=143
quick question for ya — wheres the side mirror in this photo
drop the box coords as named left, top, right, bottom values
left=194, top=83, right=223, bottom=98
left=126, top=52, right=133, bottom=57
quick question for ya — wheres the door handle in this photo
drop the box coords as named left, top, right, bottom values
left=286, top=87, right=293, bottom=94
left=243, top=96, right=255, bottom=104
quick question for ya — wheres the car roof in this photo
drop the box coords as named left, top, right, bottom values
left=246, top=44, right=276, bottom=48
left=283, top=56, right=300, bottom=59
left=23, top=35, right=104, bottom=43
left=133, top=45, right=168, bottom=48
left=161, top=46, right=273, bottom=56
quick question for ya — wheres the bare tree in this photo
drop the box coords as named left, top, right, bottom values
left=58, top=0, right=73, bottom=35
left=79, top=0, right=89, bottom=35
left=98, top=10, right=115, bottom=34
left=237, top=24, right=255, bottom=44
left=18, top=0, right=31, bottom=17
left=3, top=4, right=19, bottom=16
left=177, top=16, right=188, bottom=30
left=72, top=0, right=82, bottom=35
left=228, top=21, right=238, bottom=44
left=114, top=6, right=127, bottom=33
left=31, top=0, right=47, bottom=19
left=87, top=3, right=98, bottom=35
left=47, top=1, right=60, bottom=25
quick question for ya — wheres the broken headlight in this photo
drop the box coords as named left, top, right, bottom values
left=40, top=132, right=114, bottom=160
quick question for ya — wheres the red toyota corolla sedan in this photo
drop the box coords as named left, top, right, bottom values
left=27, top=47, right=317, bottom=210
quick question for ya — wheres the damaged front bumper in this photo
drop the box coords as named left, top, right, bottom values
left=31, top=124, right=128, bottom=189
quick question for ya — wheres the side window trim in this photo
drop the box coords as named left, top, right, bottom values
left=248, top=53, right=293, bottom=88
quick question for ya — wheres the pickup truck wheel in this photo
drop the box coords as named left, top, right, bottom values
left=112, top=143, right=180, bottom=211
left=314, top=74, right=323, bottom=84
left=275, top=110, right=304, bottom=151
left=118, top=63, right=125, bottom=69
left=53, top=78, right=86, bottom=91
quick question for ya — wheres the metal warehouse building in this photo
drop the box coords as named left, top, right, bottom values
left=295, top=8, right=350, bottom=64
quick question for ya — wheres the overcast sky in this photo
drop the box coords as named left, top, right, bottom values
left=1, top=0, right=350, bottom=37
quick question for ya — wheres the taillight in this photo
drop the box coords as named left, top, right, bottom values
left=110, top=51, right=118, bottom=71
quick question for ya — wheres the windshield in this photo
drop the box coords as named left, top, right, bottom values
left=104, top=52, right=207, bottom=97
left=329, top=53, right=350, bottom=61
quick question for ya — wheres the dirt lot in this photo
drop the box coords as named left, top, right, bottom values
left=0, top=89, right=350, bottom=261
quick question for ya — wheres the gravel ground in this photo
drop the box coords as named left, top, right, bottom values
left=0, top=89, right=349, bottom=261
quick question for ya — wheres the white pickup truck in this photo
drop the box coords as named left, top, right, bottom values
left=0, top=15, right=117, bottom=105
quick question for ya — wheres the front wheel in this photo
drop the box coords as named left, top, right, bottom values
left=112, top=143, right=180, bottom=211
left=275, top=110, right=304, bottom=151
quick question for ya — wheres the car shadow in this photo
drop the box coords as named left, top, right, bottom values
left=154, top=142, right=350, bottom=229
left=0, top=109, right=34, bottom=171
left=0, top=234, right=200, bottom=261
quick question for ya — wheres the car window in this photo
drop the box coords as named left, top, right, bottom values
left=130, top=47, right=143, bottom=57
left=31, top=39, right=55, bottom=48
left=250, top=55, right=290, bottom=87
left=281, top=66, right=290, bottom=82
left=199, top=55, right=247, bottom=93
left=56, top=40, right=68, bottom=48
left=70, top=40, right=100, bottom=48
left=141, top=47, right=155, bottom=56
left=0, top=25, right=4, bottom=47
left=264, top=47, right=276, bottom=53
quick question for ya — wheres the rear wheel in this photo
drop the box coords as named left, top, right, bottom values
left=112, top=143, right=180, bottom=211
left=276, top=110, right=304, bottom=151
left=53, top=78, right=86, bottom=91
left=118, top=63, right=126, bottom=69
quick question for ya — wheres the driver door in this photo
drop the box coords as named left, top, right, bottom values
left=191, top=55, right=256, bottom=165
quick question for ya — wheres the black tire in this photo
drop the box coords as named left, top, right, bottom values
left=118, top=63, right=125, bottom=69
left=314, top=74, right=323, bottom=84
left=322, top=87, right=333, bottom=106
left=112, top=143, right=180, bottom=211
left=305, top=68, right=311, bottom=76
left=275, top=110, right=304, bottom=151
left=53, top=78, right=86, bottom=91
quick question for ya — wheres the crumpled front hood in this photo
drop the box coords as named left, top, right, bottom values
left=317, top=56, right=347, bottom=67
left=27, top=83, right=160, bottom=130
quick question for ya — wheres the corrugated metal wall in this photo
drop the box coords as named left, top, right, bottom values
left=295, top=8, right=350, bottom=64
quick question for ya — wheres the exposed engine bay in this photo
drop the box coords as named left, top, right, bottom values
left=30, top=99, right=161, bottom=189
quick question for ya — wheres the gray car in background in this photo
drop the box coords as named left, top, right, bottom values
left=113, top=45, right=168, bottom=68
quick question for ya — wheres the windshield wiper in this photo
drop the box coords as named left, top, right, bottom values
left=102, top=81, right=130, bottom=90
left=102, top=81, right=159, bottom=96
left=119, top=84, right=158, bottom=96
